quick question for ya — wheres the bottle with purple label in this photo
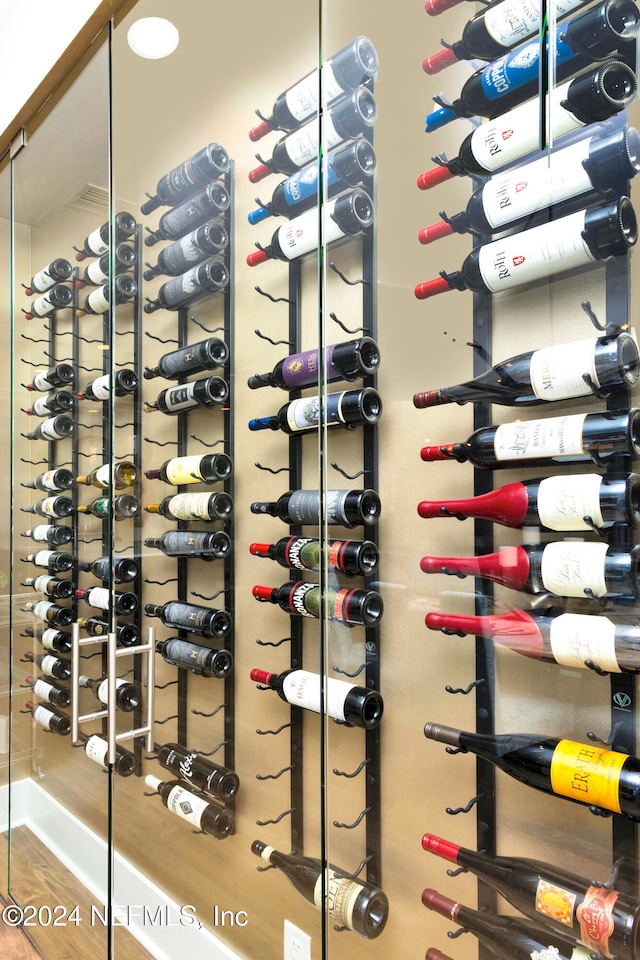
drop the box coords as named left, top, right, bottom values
left=248, top=337, right=379, bottom=389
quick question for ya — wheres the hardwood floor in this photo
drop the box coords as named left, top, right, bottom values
left=0, top=917, right=44, bottom=960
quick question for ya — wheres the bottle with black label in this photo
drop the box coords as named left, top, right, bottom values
left=144, top=775, right=234, bottom=839
left=156, top=743, right=239, bottom=802
left=145, top=492, right=232, bottom=522
left=144, top=182, right=230, bottom=247
left=249, top=536, right=379, bottom=576
left=140, top=143, right=230, bottom=215
left=144, top=530, right=231, bottom=561
left=143, top=220, right=229, bottom=280
left=74, top=212, right=137, bottom=261
left=144, top=258, right=229, bottom=313
left=156, top=638, right=233, bottom=678
left=143, top=338, right=228, bottom=380
left=251, top=489, right=381, bottom=527
left=249, top=338, right=380, bottom=390
left=24, top=258, right=72, bottom=295
left=145, top=601, right=232, bottom=639
left=144, top=453, right=232, bottom=485
left=146, top=376, right=228, bottom=414
left=253, top=581, right=383, bottom=627
left=250, top=667, right=383, bottom=728
left=77, top=556, right=139, bottom=583
left=248, top=387, right=382, bottom=434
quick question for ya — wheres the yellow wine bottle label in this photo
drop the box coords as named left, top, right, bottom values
left=535, top=878, right=576, bottom=927
left=550, top=739, right=625, bottom=814
left=313, top=869, right=359, bottom=930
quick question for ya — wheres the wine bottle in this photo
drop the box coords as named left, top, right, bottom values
left=251, top=488, right=381, bottom=527
left=75, top=586, right=138, bottom=615
left=140, top=143, right=230, bottom=214
left=24, top=675, right=70, bottom=708
left=22, top=525, right=72, bottom=546
left=419, top=126, right=640, bottom=245
left=157, top=742, right=239, bottom=802
left=24, top=258, right=72, bottom=295
left=25, top=365, right=74, bottom=391
left=78, top=275, right=137, bottom=315
left=419, top=408, right=640, bottom=469
left=74, top=212, right=137, bottom=261
left=415, top=197, right=636, bottom=301
left=146, top=376, right=228, bottom=415
left=79, top=732, right=136, bottom=777
left=76, top=616, right=140, bottom=648
left=24, top=416, right=73, bottom=442
left=77, top=556, right=139, bottom=583
left=156, top=638, right=233, bottom=678
left=76, top=461, right=137, bottom=489
left=246, top=188, right=374, bottom=265
left=253, top=581, right=384, bottom=627
left=144, top=530, right=232, bottom=561
left=248, top=89, right=377, bottom=184
left=144, top=775, right=234, bottom=840
left=425, top=950, right=455, bottom=960
left=75, top=243, right=136, bottom=288
left=24, top=575, right=75, bottom=600
left=422, top=888, right=592, bottom=960
left=25, top=701, right=70, bottom=736
left=144, top=453, right=232, bottom=485
left=143, top=220, right=229, bottom=280
left=24, top=651, right=71, bottom=681
left=250, top=667, right=383, bottom=728
left=79, top=674, right=142, bottom=712
left=418, top=473, right=640, bottom=532
left=144, top=492, right=233, bottom=522
left=417, top=61, right=637, bottom=189
left=421, top=541, right=640, bottom=600
left=248, top=387, right=382, bottom=434
left=24, top=391, right=74, bottom=416
left=248, top=139, right=376, bottom=224
left=414, top=332, right=639, bottom=407
left=22, top=496, right=73, bottom=519
left=249, top=36, right=378, bottom=141
left=25, top=600, right=74, bottom=628
left=426, top=607, right=640, bottom=672
left=251, top=840, right=388, bottom=939
left=24, top=469, right=73, bottom=492
left=143, top=258, right=229, bottom=313
left=424, top=0, right=639, bottom=131
left=143, top=337, right=228, bottom=380
left=77, top=495, right=139, bottom=520
left=422, top=832, right=640, bottom=960
left=249, top=536, right=379, bottom=576
left=145, top=601, right=232, bottom=639
left=248, top=337, right=380, bottom=390
left=77, top=369, right=138, bottom=401
left=24, top=550, right=73, bottom=573
left=422, top=0, right=589, bottom=72
left=424, top=721, right=640, bottom=819
left=23, top=283, right=73, bottom=319
left=144, top=182, right=230, bottom=247
left=25, top=625, right=72, bottom=654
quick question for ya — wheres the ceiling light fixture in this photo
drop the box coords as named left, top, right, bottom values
left=127, top=17, right=179, bottom=60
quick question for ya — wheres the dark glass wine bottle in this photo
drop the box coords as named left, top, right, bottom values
left=24, top=550, right=73, bottom=573
left=25, top=600, right=74, bottom=628
left=250, top=667, right=383, bottom=728
left=24, top=468, right=73, bottom=492
left=144, top=530, right=231, bottom=561
left=75, top=586, right=138, bottom=615
left=145, top=601, right=232, bottom=639
left=76, top=461, right=137, bottom=489
left=251, top=488, right=381, bottom=527
left=25, top=365, right=74, bottom=391
left=143, top=337, right=228, bottom=380
left=22, top=496, right=73, bottom=519
left=146, top=376, right=228, bottom=414
left=77, top=495, right=139, bottom=520
left=26, top=701, right=70, bottom=736
left=248, top=387, right=382, bottom=434
left=140, top=143, right=230, bottom=214
left=423, top=721, right=640, bottom=819
left=76, top=243, right=136, bottom=288
left=157, top=742, right=239, bottom=802
left=24, top=391, right=74, bottom=416
left=248, top=337, right=380, bottom=390
left=143, top=220, right=229, bottom=280
left=22, top=526, right=72, bottom=546
left=79, top=674, right=141, bottom=712
left=76, top=616, right=140, bottom=648
left=24, top=415, right=73, bottom=441
left=78, top=275, right=137, bottom=315
left=79, top=732, right=136, bottom=777
left=24, top=625, right=72, bottom=654
left=77, top=556, right=139, bottom=583
left=23, top=283, right=73, bottom=319
left=77, top=369, right=138, bottom=401
left=24, top=651, right=71, bottom=681
left=251, top=840, right=388, bottom=938
left=143, top=257, right=229, bottom=313
left=24, top=258, right=72, bottom=295
left=144, top=182, right=230, bottom=247
left=24, top=575, right=75, bottom=600
left=419, top=408, right=640, bottom=469
left=145, top=491, right=232, bottom=522
left=144, top=453, right=232, bottom=485
left=74, top=212, right=137, bottom=261
left=417, top=61, right=637, bottom=189
left=253, top=581, right=383, bottom=627
left=144, top=775, right=233, bottom=839
left=24, top=675, right=70, bottom=708
left=249, top=536, right=379, bottom=576
left=156, top=638, right=233, bottom=678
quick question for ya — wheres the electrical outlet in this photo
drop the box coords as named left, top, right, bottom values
left=284, top=919, right=311, bottom=960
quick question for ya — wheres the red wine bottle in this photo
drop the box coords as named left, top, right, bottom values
left=424, top=0, right=639, bottom=131
left=249, top=536, right=379, bottom=576
left=156, top=638, right=233, bottom=678
left=415, top=197, right=636, bottom=301
left=80, top=732, right=136, bottom=777
left=24, top=625, right=72, bottom=654
left=26, top=701, right=70, bottom=736
left=425, top=607, right=640, bottom=672
left=75, top=586, right=138, bottom=615
left=144, top=453, right=232, bottom=484
left=157, top=742, right=239, bottom=801
left=76, top=616, right=140, bottom=648
left=23, top=283, right=73, bottom=319
left=248, top=387, right=382, bottom=434
left=144, top=530, right=231, bottom=561
left=249, top=36, right=378, bottom=141
left=424, top=721, right=640, bottom=820
left=418, top=126, right=640, bottom=245
left=22, top=525, right=72, bottom=546
left=143, top=220, right=229, bottom=280
left=24, top=415, right=73, bottom=441
left=23, top=468, right=73, bottom=492
left=413, top=331, right=639, bottom=406
left=140, top=143, right=230, bottom=215
left=79, top=674, right=141, bottom=712
left=144, top=491, right=232, bottom=522
left=251, top=488, right=381, bottom=527
left=418, top=473, right=640, bottom=531
left=77, top=369, right=138, bottom=401
left=251, top=667, right=383, bottom=728
left=419, top=408, right=640, bottom=469
left=25, top=600, right=74, bottom=628
left=247, top=188, right=374, bottom=265
left=248, top=337, right=380, bottom=390
left=25, top=365, right=74, bottom=391
left=75, top=243, right=136, bottom=288
left=22, top=496, right=73, bottom=519
left=144, top=775, right=234, bottom=839
left=143, top=337, right=228, bottom=380
left=24, top=675, right=70, bottom=708
left=77, top=556, right=139, bottom=583
left=143, top=257, right=229, bottom=313
left=24, top=550, right=73, bottom=573
left=145, top=600, right=232, bottom=639
left=144, top=182, right=230, bottom=247
left=24, top=258, right=72, bottom=295
left=253, top=581, right=383, bottom=627
left=146, top=376, right=228, bottom=415
left=24, top=391, right=74, bottom=416
left=24, top=651, right=71, bottom=681
left=422, top=831, right=640, bottom=960
left=78, top=275, right=137, bottom=315
left=417, top=61, right=637, bottom=189
left=24, top=575, right=75, bottom=600
left=74, top=212, right=136, bottom=260
left=248, top=88, right=377, bottom=183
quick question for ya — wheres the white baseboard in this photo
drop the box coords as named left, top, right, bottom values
left=0, top=779, right=243, bottom=960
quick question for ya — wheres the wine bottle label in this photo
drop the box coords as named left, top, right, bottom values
left=39, top=418, right=66, bottom=441
left=284, top=537, right=319, bottom=570
left=494, top=413, right=587, bottom=462
left=94, top=464, right=112, bottom=486
left=88, top=375, right=110, bottom=400
left=85, top=735, right=108, bottom=766
left=285, top=121, right=321, bottom=168
left=86, top=260, right=108, bottom=285
left=478, top=211, right=592, bottom=293
left=31, top=266, right=54, bottom=292
left=167, top=493, right=213, bottom=520
left=275, top=199, right=346, bottom=261
left=550, top=739, right=625, bottom=813
left=163, top=603, right=212, bottom=632
left=162, top=268, right=206, bottom=307
left=31, top=397, right=51, bottom=416
left=86, top=226, right=109, bottom=257
left=529, top=339, right=599, bottom=401
left=164, top=456, right=205, bottom=485
left=33, top=704, right=54, bottom=729
left=32, top=678, right=54, bottom=700
left=40, top=471, right=61, bottom=491
left=284, top=66, right=342, bottom=123
left=162, top=639, right=210, bottom=671
left=286, top=582, right=319, bottom=618
left=282, top=670, right=350, bottom=721
left=484, top=0, right=540, bottom=46
left=31, top=292, right=56, bottom=317
left=32, top=575, right=51, bottom=593
left=549, top=613, right=619, bottom=672
left=163, top=233, right=205, bottom=271
left=33, top=550, right=54, bottom=564
left=165, top=784, right=208, bottom=828
left=31, top=601, right=53, bottom=620
left=282, top=347, right=324, bottom=389
left=87, top=288, right=110, bottom=314
left=86, top=587, right=109, bottom=609
left=540, top=541, right=609, bottom=598
left=536, top=474, right=603, bottom=530
left=96, top=678, right=125, bottom=704
left=37, top=497, right=59, bottom=517
left=480, top=33, right=574, bottom=104
left=285, top=393, right=347, bottom=431
left=313, top=869, right=360, bottom=929
left=575, top=886, right=618, bottom=954
left=32, top=372, right=53, bottom=391
left=41, top=628, right=61, bottom=650
left=283, top=164, right=320, bottom=210
left=40, top=655, right=59, bottom=675
left=161, top=383, right=198, bottom=412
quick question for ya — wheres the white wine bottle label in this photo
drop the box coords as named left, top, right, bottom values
left=549, top=613, right=619, bottom=672
left=41, top=628, right=61, bottom=650
left=32, top=575, right=52, bottom=593
left=33, top=550, right=54, bottom=565
left=31, top=601, right=53, bottom=620
left=30, top=528, right=51, bottom=542
left=32, top=678, right=54, bottom=700
left=540, top=541, right=609, bottom=598
left=89, top=375, right=111, bottom=400
left=94, top=464, right=112, bottom=486
left=165, top=784, right=208, bottom=828
left=282, top=670, right=350, bottom=721
left=530, top=339, right=599, bottom=401
left=285, top=120, right=321, bottom=168
left=33, top=704, right=54, bottom=729
left=313, top=869, right=360, bottom=930
left=39, top=417, right=66, bottom=441
left=31, top=397, right=51, bottom=416
left=484, top=0, right=581, bottom=47
left=96, top=677, right=125, bottom=705
left=39, top=655, right=59, bottom=675
left=86, top=226, right=109, bottom=257
left=85, top=735, right=108, bottom=765
left=40, top=471, right=60, bottom=491
left=31, top=292, right=56, bottom=317
left=86, top=587, right=109, bottom=609
left=275, top=198, right=346, bottom=261
left=86, top=288, right=110, bottom=314
left=86, top=260, right=108, bottom=285
left=284, top=67, right=342, bottom=123
left=39, top=497, right=60, bottom=517
left=536, top=474, right=603, bottom=531
left=494, top=413, right=587, bottom=462
left=168, top=493, right=212, bottom=520
left=164, top=456, right=205, bottom=485
left=31, top=266, right=54, bottom=292
left=287, top=396, right=321, bottom=431
left=32, top=372, right=53, bottom=391
left=163, top=383, right=198, bottom=412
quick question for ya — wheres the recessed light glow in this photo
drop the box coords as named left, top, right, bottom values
left=127, top=18, right=179, bottom=60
